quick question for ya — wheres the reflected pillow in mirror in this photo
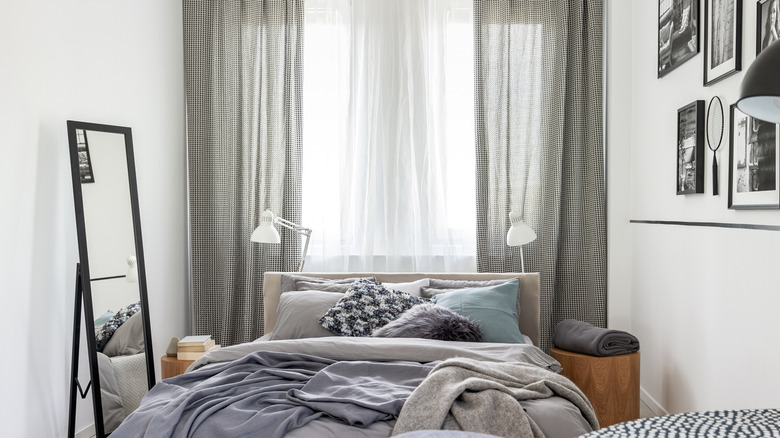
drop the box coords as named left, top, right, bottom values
left=94, top=310, right=116, bottom=327
left=95, top=301, right=141, bottom=352
left=102, top=312, right=146, bottom=357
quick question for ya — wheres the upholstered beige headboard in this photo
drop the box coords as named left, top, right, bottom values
left=262, top=272, right=541, bottom=346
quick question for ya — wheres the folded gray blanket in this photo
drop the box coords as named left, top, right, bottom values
left=553, top=319, right=639, bottom=357
left=392, top=357, right=599, bottom=438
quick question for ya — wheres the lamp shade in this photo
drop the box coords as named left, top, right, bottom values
left=737, top=40, right=780, bottom=124
left=251, top=210, right=281, bottom=243
left=126, top=255, right=138, bottom=283
left=506, top=211, right=537, bottom=246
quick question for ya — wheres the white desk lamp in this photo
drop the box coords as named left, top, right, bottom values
left=251, top=209, right=312, bottom=272
left=506, top=210, right=537, bottom=273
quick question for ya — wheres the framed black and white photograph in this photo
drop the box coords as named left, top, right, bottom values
left=728, top=104, right=780, bottom=209
left=703, top=0, right=742, bottom=85
left=757, top=0, right=780, bottom=55
left=658, top=0, right=699, bottom=78
left=75, top=128, right=95, bottom=184
left=677, top=100, right=705, bottom=195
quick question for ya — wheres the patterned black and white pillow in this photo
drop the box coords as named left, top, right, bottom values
left=95, top=301, right=141, bottom=352
left=320, top=279, right=426, bottom=336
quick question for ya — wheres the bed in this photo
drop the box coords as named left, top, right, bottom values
left=111, top=272, right=599, bottom=438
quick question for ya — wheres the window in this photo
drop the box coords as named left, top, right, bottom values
left=302, top=0, right=476, bottom=271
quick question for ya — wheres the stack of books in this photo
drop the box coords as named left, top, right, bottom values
left=177, top=335, right=220, bottom=361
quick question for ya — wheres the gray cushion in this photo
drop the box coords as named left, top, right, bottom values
left=320, top=279, right=425, bottom=336
left=372, top=303, right=482, bottom=342
left=381, top=278, right=429, bottom=297
left=280, top=274, right=376, bottom=293
left=270, top=290, right=343, bottom=340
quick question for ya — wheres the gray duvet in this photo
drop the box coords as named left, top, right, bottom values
left=110, top=337, right=595, bottom=438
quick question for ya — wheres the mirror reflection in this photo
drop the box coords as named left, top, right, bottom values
left=68, top=122, right=154, bottom=437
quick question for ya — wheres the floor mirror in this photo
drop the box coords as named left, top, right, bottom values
left=66, top=121, right=155, bottom=437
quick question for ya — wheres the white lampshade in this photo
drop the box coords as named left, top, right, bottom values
left=251, top=209, right=281, bottom=243
left=506, top=211, right=536, bottom=246
left=126, top=255, right=138, bottom=283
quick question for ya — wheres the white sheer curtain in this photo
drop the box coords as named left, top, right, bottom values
left=302, top=0, right=476, bottom=272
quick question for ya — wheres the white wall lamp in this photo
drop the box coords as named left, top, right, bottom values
left=126, top=255, right=138, bottom=283
left=251, top=209, right=312, bottom=272
left=505, top=210, right=537, bottom=273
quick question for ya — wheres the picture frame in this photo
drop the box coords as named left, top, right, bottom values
left=658, top=0, right=699, bottom=79
left=75, top=128, right=96, bottom=184
left=757, top=0, right=780, bottom=55
left=677, top=100, right=705, bottom=195
left=728, top=104, right=780, bottom=209
left=703, top=0, right=742, bottom=86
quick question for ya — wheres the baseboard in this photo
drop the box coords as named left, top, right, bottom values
left=640, top=386, right=669, bottom=417
left=75, top=423, right=95, bottom=438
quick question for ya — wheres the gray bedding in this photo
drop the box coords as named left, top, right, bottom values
left=110, top=337, right=595, bottom=438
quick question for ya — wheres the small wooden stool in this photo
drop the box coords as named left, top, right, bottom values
left=161, top=356, right=195, bottom=379
left=550, top=347, right=640, bottom=428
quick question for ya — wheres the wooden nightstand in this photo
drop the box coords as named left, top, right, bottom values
left=161, top=356, right=195, bottom=379
left=550, top=347, right=640, bottom=428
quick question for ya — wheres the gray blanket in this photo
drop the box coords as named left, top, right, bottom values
left=392, top=358, right=599, bottom=438
left=110, top=338, right=594, bottom=438
left=111, top=351, right=433, bottom=438
left=553, top=319, right=640, bottom=357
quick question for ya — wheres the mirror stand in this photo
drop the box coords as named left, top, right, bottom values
left=68, top=263, right=105, bottom=438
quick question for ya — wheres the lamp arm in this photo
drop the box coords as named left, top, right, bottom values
left=273, top=217, right=312, bottom=271
left=274, top=217, right=311, bottom=234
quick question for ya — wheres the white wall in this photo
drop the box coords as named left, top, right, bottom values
left=0, top=1, right=187, bottom=436
left=607, top=0, right=780, bottom=414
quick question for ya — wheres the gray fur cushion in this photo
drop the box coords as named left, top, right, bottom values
left=372, top=303, right=482, bottom=342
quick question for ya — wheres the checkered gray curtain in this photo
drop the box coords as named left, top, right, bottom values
left=474, top=0, right=605, bottom=352
left=184, top=0, right=304, bottom=346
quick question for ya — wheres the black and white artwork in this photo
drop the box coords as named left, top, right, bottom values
left=76, top=129, right=95, bottom=184
left=757, top=0, right=780, bottom=54
left=677, top=101, right=705, bottom=195
left=658, top=0, right=699, bottom=78
left=728, top=105, right=780, bottom=209
left=704, top=0, right=742, bottom=85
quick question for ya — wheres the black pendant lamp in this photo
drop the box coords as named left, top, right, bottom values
left=737, top=41, right=780, bottom=123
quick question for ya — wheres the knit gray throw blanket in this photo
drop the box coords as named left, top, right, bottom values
left=392, top=358, right=599, bottom=438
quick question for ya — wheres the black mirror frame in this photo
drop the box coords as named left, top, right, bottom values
left=66, top=121, right=155, bottom=438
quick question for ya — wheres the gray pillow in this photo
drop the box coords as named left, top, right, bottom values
left=270, top=290, right=343, bottom=340
left=372, top=303, right=482, bottom=342
left=423, top=278, right=514, bottom=295
left=280, top=275, right=376, bottom=293
left=102, top=312, right=146, bottom=357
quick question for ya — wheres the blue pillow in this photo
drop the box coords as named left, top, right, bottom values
left=432, top=279, right=525, bottom=344
left=94, top=310, right=115, bottom=327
